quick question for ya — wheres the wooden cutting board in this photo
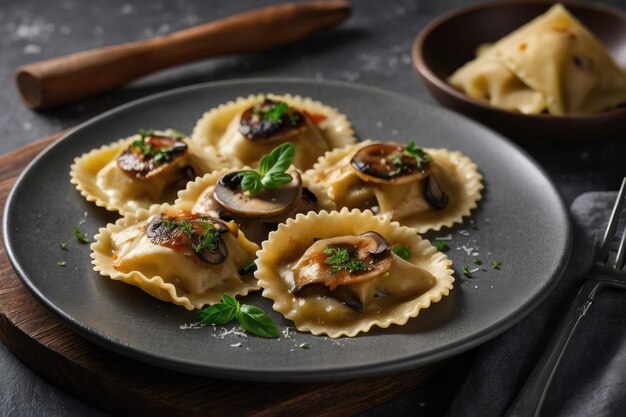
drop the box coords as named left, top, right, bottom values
left=0, top=133, right=469, bottom=416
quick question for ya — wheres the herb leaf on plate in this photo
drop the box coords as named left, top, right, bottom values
left=74, top=225, right=89, bottom=244
left=195, top=294, right=278, bottom=338
left=239, top=142, right=295, bottom=194
left=197, top=303, right=237, bottom=325
left=236, top=304, right=279, bottom=339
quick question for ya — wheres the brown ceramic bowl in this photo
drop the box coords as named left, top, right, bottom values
left=413, top=0, right=626, bottom=142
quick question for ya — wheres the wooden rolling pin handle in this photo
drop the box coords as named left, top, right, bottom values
left=15, top=0, right=351, bottom=109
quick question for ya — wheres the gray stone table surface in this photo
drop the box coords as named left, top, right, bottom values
left=1, top=0, right=625, bottom=416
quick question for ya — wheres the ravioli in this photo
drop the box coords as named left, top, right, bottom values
left=191, top=94, right=356, bottom=170
left=303, top=140, right=483, bottom=233
left=449, top=4, right=626, bottom=115
left=91, top=203, right=260, bottom=310
left=255, top=209, right=454, bottom=338
left=71, top=129, right=221, bottom=215
left=175, top=166, right=336, bottom=244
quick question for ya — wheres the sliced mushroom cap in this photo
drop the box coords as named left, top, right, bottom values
left=277, top=186, right=319, bottom=222
left=293, top=284, right=363, bottom=312
left=214, top=170, right=303, bottom=220
left=292, top=231, right=393, bottom=294
left=239, top=98, right=307, bottom=141
left=145, top=213, right=232, bottom=264
left=117, top=134, right=188, bottom=179
left=424, top=173, right=449, bottom=210
left=350, top=143, right=431, bottom=184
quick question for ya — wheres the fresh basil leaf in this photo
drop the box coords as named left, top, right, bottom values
left=259, top=152, right=272, bottom=177
left=261, top=171, right=293, bottom=189
left=258, top=142, right=283, bottom=176
left=235, top=304, right=278, bottom=338
left=239, top=171, right=263, bottom=194
left=222, top=294, right=240, bottom=310
left=197, top=303, right=236, bottom=325
left=259, top=142, right=295, bottom=177
left=263, top=142, right=295, bottom=177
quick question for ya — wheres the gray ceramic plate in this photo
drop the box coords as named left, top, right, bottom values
left=3, top=78, right=571, bottom=382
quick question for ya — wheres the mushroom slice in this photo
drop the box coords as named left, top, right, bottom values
left=238, top=98, right=308, bottom=141
left=145, top=213, right=233, bottom=264
left=214, top=170, right=303, bottom=220
left=293, top=284, right=363, bottom=312
left=117, top=134, right=188, bottom=179
left=292, top=231, right=392, bottom=294
left=280, top=187, right=319, bottom=220
left=350, top=143, right=431, bottom=184
left=424, top=173, right=449, bottom=210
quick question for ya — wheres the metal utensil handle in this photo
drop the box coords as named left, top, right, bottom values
left=504, top=280, right=603, bottom=417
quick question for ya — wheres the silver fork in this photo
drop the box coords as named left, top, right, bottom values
left=505, top=177, right=626, bottom=417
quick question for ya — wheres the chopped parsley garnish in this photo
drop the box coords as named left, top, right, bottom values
left=493, top=260, right=502, bottom=270
left=254, top=100, right=298, bottom=125
left=197, top=294, right=278, bottom=338
left=405, top=141, right=433, bottom=170
left=74, top=225, right=89, bottom=244
left=434, top=241, right=450, bottom=252
left=324, top=246, right=368, bottom=273
left=177, top=221, right=195, bottom=238
left=392, top=245, right=411, bottom=260
left=386, top=141, right=433, bottom=176
left=264, top=101, right=289, bottom=122
left=60, top=242, right=68, bottom=250
left=131, top=129, right=176, bottom=163
left=57, top=261, right=67, bottom=267
left=299, top=343, right=310, bottom=349
left=239, top=142, right=295, bottom=195
left=388, top=153, right=405, bottom=177
left=473, top=258, right=483, bottom=266
left=162, top=219, right=195, bottom=238
left=238, top=261, right=257, bottom=275
left=192, top=221, right=220, bottom=253
left=462, top=265, right=472, bottom=277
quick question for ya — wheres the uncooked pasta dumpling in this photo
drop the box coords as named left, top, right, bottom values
left=91, top=203, right=260, bottom=310
left=449, top=4, right=626, bottom=115
left=191, top=94, right=356, bottom=170
left=303, top=140, right=483, bottom=233
left=176, top=142, right=336, bottom=244
left=71, top=129, right=221, bottom=215
left=255, top=209, right=454, bottom=338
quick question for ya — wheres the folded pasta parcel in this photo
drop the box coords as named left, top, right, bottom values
left=304, top=140, right=482, bottom=233
left=91, top=204, right=259, bottom=310
left=449, top=4, right=626, bottom=115
left=176, top=142, right=335, bottom=244
left=71, top=129, right=221, bottom=215
left=255, top=209, right=454, bottom=338
left=191, top=94, right=356, bottom=170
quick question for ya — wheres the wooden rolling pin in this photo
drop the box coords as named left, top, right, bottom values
left=15, top=0, right=351, bottom=109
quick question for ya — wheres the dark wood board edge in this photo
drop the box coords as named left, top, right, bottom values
left=0, top=133, right=441, bottom=416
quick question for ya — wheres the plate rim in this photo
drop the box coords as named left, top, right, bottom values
left=2, top=77, right=572, bottom=382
